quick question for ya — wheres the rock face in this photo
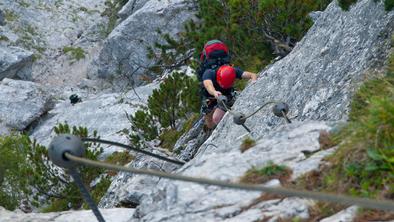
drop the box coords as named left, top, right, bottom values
left=118, top=0, right=151, bottom=20
left=89, top=0, right=196, bottom=85
left=0, top=78, right=53, bottom=131
left=0, top=207, right=136, bottom=222
left=320, top=206, right=358, bottom=222
left=31, top=82, right=159, bottom=155
left=0, top=46, right=33, bottom=80
left=0, top=123, right=10, bottom=136
left=174, top=117, right=208, bottom=161
left=99, top=151, right=180, bottom=208
left=0, top=0, right=107, bottom=88
left=0, top=10, right=5, bottom=26
left=135, top=121, right=336, bottom=221
left=131, top=0, right=393, bottom=221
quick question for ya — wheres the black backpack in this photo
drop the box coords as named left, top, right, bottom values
left=196, top=40, right=231, bottom=82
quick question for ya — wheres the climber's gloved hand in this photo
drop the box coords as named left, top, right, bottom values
left=213, top=91, right=222, bottom=99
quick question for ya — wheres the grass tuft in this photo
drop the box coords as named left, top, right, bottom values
left=240, top=161, right=292, bottom=184
left=63, top=46, right=86, bottom=61
left=240, top=137, right=256, bottom=153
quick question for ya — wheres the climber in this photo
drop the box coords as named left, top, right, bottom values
left=201, top=64, right=257, bottom=129
left=197, top=40, right=257, bottom=129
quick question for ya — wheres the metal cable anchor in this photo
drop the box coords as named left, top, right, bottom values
left=232, top=112, right=251, bottom=132
left=48, top=134, right=106, bottom=222
left=272, top=102, right=291, bottom=123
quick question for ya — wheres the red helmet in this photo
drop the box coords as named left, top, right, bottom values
left=216, top=65, right=236, bottom=89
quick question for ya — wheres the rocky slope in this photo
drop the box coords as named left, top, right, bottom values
left=0, top=0, right=393, bottom=221
left=115, top=0, right=393, bottom=221
left=0, top=0, right=107, bottom=88
left=89, top=0, right=196, bottom=87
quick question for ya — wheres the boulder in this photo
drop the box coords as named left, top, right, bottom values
left=0, top=78, right=53, bottom=131
left=0, top=46, right=33, bottom=80
left=89, top=0, right=196, bottom=85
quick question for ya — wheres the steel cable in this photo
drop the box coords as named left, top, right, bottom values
left=81, top=138, right=185, bottom=165
left=69, top=169, right=106, bottom=222
left=64, top=152, right=394, bottom=212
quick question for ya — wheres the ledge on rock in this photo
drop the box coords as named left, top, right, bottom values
left=0, top=46, right=33, bottom=80
left=0, top=78, right=53, bottom=131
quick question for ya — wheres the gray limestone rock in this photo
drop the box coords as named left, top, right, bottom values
left=197, top=0, right=394, bottom=155
left=0, top=123, right=10, bottom=136
left=133, top=0, right=394, bottom=221
left=89, top=0, right=196, bottom=85
left=0, top=10, right=5, bottom=26
left=99, top=152, right=180, bottom=208
left=174, top=117, right=209, bottom=161
left=320, top=206, right=359, bottom=222
left=0, top=0, right=108, bottom=89
left=0, top=46, right=33, bottom=80
left=118, top=0, right=151, bottom=20
left=0, top=207, right=136, bottom=222
left=0, top=78, right=53, bottom=131
left=309, top=11, right=323, bottom=23
left=135, top=121, right=336, bottom=221
left=30, top=82, right=159, bottom=156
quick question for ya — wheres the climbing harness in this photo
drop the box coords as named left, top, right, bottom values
left=48, top=134, right=394, bottom=222
left=217, top=96, right=292, bottom=132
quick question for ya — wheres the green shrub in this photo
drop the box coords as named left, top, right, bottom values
left=0, top=123, right=108, bottom=212
left=148, top=72, right=200, bottom=129
left=101, top=0, right=129, bottom=36
left=385, top=0, right=394, bottom=10
left=106, top=151, right=134, bottom=166
left=150, top=0, right=331, bottom=74
left=159, top=129, right=182, bottom=151
left=240, top=161, right=292, bottom=184
left=128, top=110, right=158, bottom=141
left=291, top=54, right=394, bottom=201
left=337, top=0, right=358, bottom=10
left=3, top=9, right=18, bottom=22
left=128, top=72, right=200, bottom=150
left=159, top=113, right=200, bottom=151
left=328, top=82, right=394, bottom=198
left=128, top=72, right=200, bottom=149
left=0, top=35, right=9, bottom=41
left=63, top=46, right=86, bottom=61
